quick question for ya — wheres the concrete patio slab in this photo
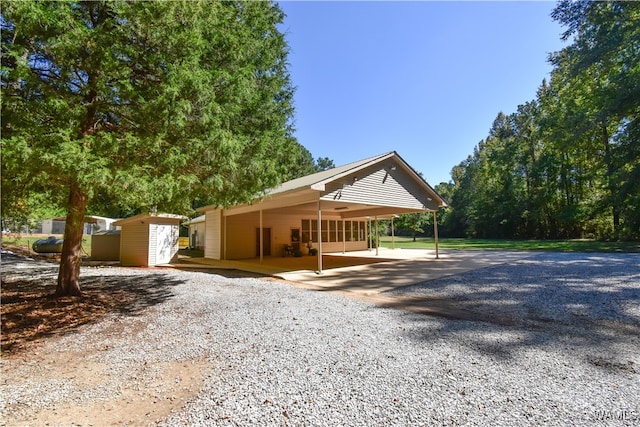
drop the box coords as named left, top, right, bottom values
left=278, top=249, right=533, bottom=295
left=175, top=248, right=533, bottom=296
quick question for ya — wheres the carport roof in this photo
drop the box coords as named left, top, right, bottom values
left=197, top=151, right=447, bottom=214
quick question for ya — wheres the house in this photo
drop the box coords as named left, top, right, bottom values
left=21, top=215, right=115, bottom=236
left=43, top=215, right=118, bottom=235
left=186, top=215, right=206, bottom=250
left=197, top=151, right=447, bottom=272
left=112, top=213, right=186, bottom=267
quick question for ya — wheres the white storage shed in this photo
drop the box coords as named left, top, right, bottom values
left=113, top=213, right=186, bottom=267
left=187, top=214, right=206, bottom=250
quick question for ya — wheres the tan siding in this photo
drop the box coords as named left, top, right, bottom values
left=204, top=210, right=222, bottom=260
left=226, top=213, right=260, bottom=259
left=263, top=213, right=308, bottom=257
left=209, top=211, right=377, bottom=260
left=320, top=164, right=439, bottom=210
left=90, top=233, right=120, bottom=261
left=224, top=190, right=318, bottom=216
left=222, top=212, right=308, bottom=259
left=322, top=241, right=367, bottom=253
left=119, top=223, right=149, bottom=266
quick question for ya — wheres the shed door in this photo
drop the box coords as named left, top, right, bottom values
left=156, top=225, right=176, bottom=265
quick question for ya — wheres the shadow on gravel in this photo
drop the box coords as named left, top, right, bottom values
left=173, top=267, right=266, bottom=279
left=1, top=253, right=184, bottom=355
left=383, top=253, right=640, bottom=369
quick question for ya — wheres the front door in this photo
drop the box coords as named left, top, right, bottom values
left=256, top=228, right=271, bottom=257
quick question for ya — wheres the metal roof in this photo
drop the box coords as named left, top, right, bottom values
left=198, top=151, right=447, bottom=212
left=266, top=152, right=395, bottom=196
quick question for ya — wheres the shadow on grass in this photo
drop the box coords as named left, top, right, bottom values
left=1, top=253, right=184, bottom=356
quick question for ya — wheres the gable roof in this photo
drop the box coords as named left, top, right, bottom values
left=198, top=151, right=446, bottom=213
left=267, top=152, right=394, bottom=196
left=268, top=151, right=446, bottom=206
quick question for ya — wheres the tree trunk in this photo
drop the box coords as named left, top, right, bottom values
left=601, top=121, right=620, bottom=233
left=56, top=183, right=87, bottom=297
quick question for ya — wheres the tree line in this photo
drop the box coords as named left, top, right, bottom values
left=429, top=1, right=639, bottom=241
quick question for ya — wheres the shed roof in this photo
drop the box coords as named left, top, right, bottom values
left=52, top=215, right=116, bottom=223
left=186, top=214, right=206, bottom=225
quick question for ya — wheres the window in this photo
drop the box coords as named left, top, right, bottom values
left=311, top=220, right=318, bottom=243
left=302, top=219, right=367, bottom=243
left=302, top=219, right=310, bottom=243
left=321, top=220, right=328, bottom=243
left=329, top=220, right=337, bottom=242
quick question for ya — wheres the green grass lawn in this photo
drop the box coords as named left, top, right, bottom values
left=3, top=234, right=638, bottom=256
left=2, top=234, right=92, bottom=257
left=379, top=236, right=640, bottom=253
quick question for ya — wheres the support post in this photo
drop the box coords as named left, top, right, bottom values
left=317, top=200, right=323, bottom=273
left=342, top=219, right=346, bottom=254
left=259, top=208, right=263, bottom=264
left=223, top=212, right=227, bottom=260
left=375, top=216, right=379, bottom=256
left=368, top=218, right=372, bottom=251
left=434, top=210, right=439, bottom=259
left=391, top=216, right=396, bottom=249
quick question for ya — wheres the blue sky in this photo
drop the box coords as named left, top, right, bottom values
left=278, top=1, right=567, bottom=185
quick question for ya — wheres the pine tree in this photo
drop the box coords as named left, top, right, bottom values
left=1, top=1, right=299, bottom=295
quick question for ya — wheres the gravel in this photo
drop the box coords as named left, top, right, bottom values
left=2, top=251, right=639, bottom=426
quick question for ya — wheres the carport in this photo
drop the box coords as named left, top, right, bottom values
left=197, top=151, right=447, bottom=273
left=178, top=248, right=532, bottom=295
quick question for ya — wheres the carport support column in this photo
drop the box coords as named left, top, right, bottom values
left=434, top=211, right=439, bottom=259
left=259, top=208, right=263, bottom=264
left=317, top=200, right=323, bottom=273
left=375, top=216, right=379, bottom=256
left=391, top=216, right=396, bottom=249
left=223, top=212, right=227, bottom=260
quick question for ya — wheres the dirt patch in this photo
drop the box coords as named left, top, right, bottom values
left=1, top=253, right=208, bottom=426
left=2, top=347, right=209, bottom=426
left=2, top=279, right=133, bottom=355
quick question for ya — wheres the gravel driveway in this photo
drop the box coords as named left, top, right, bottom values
left=1, top=251, right=639, bottom=426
